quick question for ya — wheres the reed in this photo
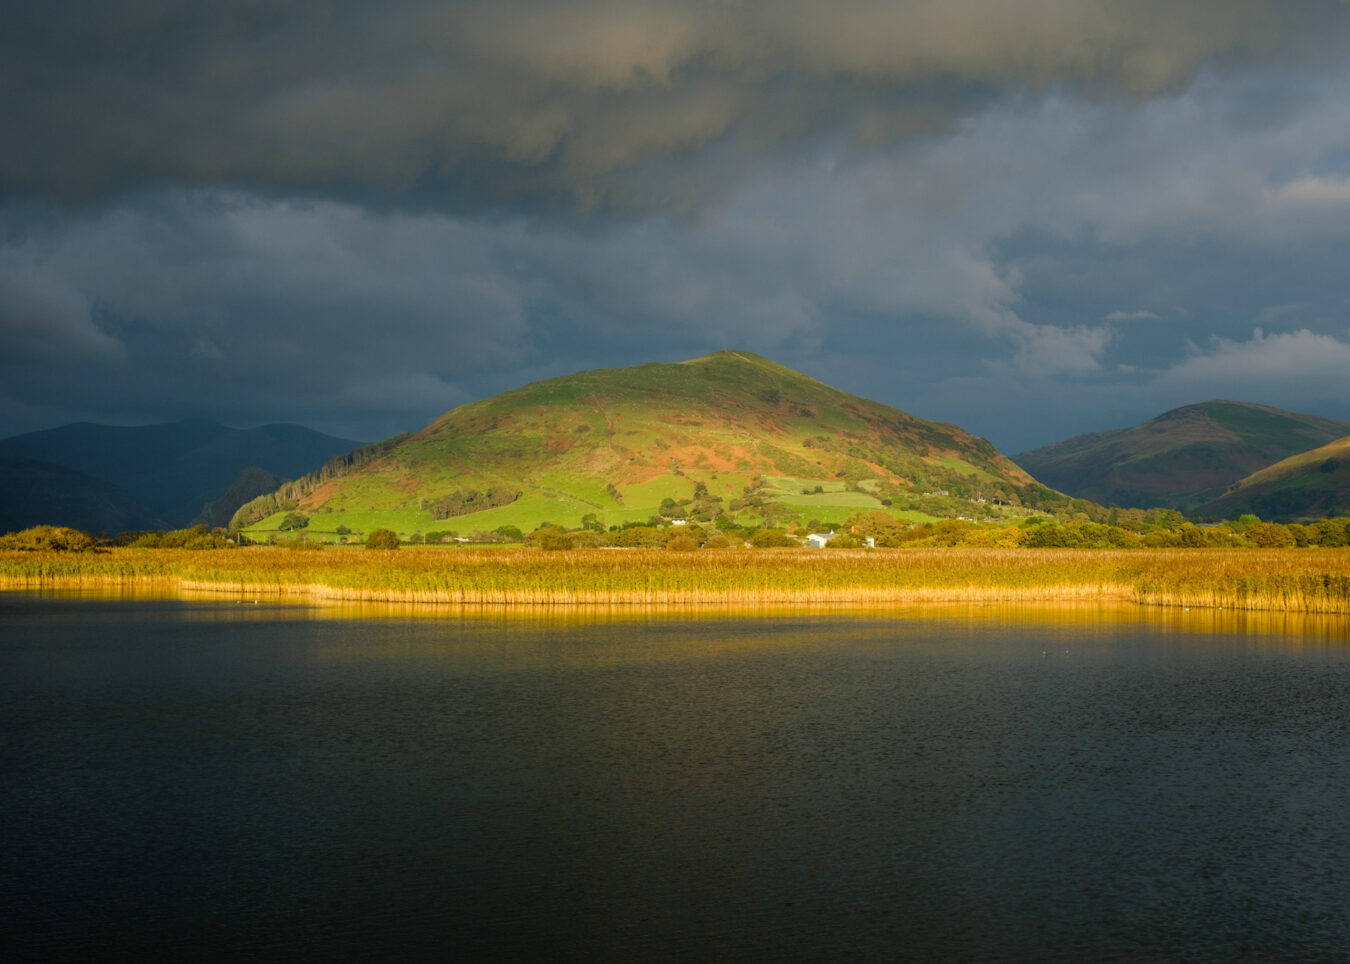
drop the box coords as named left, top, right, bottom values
left=2, top=547, right=1348, bottom=612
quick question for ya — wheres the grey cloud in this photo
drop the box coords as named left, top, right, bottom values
left=1158, top=328, right=1350, bottom=397
left=0, top=260, right=120, bottom=361
left=9, top=51, right=1350, bottom=448
left=0, top=193, right=539, bottom=438
left=3, top=0, right=1345, bottom=212
left=998, top=323, right=1114, bottom=377
left=6, top=2, right=1350, bottom=452
left=936, top=326, right=1350, bottom=454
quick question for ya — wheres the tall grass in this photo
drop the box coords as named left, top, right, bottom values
left=1129, top=550, right=1350, bottom=613
left=2, top=547, right=1349, bottom=612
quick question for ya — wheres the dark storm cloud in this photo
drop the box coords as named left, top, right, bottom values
left=3, top=0, right=1345, bottom=212
left=0, top=191, right=536, bottom=437
left=5, top=0, right=1350, bottom=451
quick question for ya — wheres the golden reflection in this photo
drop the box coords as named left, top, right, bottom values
left=10, top=586, right=1345, bottom=646
left=292, top=598, right=1350, bottom=643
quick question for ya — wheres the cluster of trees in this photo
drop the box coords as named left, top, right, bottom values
left=505, top=518, right=684, bottom=550
left=426, top=487, right=519, bottom=521
left=8, top=512, right=1349, bottom=554
left=228, top=435, right=411, bottom=529
left=487, top=511, right=1350, bottom=552
left=0, top=524, right=236, bottom=551
left=835, top=512, right=1350, bottom=550
left=229, top=492, right=300, bottom=530
left=514, top=516, right=849, bottom=551
left=278, top=512, right=309, bottom=531
left=416, top=525, right=522, bottom=544
left=120, top=525, right=234, bottom=549
left=359, top=525, right=527, bottom=550
left=648, top=481, right=725, bottom=522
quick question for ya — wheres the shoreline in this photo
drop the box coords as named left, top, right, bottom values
left=3, top=546, right=1349, bottom=613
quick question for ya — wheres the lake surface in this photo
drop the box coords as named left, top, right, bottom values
left=3, top=592, right=1349, bottom=962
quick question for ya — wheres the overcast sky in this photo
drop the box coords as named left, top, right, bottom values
left=4, top=1, right=1350, bottom=454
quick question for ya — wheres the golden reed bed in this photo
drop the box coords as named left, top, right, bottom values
left=3, top=546, right=1350, bottom=613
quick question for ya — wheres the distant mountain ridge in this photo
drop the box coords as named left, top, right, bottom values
left=0, top=419, right=362, bottom=531
left=1200, top=435, right=1350, bottom=520
left=0, top=458, right=153, bottom=534
left=1013, top=401, right=1350, bottom=512
left=195, top=466, right=292, bottom=529
left=235, top=351, right=1066, bottom=536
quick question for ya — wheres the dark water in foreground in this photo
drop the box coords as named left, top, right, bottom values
left=3, top=594, right=1349, bottom=963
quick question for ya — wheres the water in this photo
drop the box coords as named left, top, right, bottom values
left=3, top=593, right=1349, bottom=962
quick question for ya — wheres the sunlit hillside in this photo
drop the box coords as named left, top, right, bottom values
left=234, top=352, right=1068, bottom=540
left=1201, top=435, right=1350, bottom=520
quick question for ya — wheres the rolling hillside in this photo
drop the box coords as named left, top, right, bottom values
left=235, top=351, right=1062, bottom=538
left=1013, top=401, right=1350, bottom=512
left=1199, top=435, right=1350, bottom=520
left=0, top=419, right=361, bottom=529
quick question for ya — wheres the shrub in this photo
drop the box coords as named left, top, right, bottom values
left=751, top=528, right=795, bottom=548
left=1310, top=519, right=1349, bottom=547
left=828, top=534, right=865, bottom=548
left=1245, top=522, right=1296, bottom=548
left=0, top=525, right=98, bottom=552
left=1020, top=523, right=1078, bottom=548
left=365, top=529, right=400, bottom=550
left=534, top=530, right=575, bottom=551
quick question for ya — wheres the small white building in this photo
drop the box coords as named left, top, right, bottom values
left=807, top=531, right=875, bottom=548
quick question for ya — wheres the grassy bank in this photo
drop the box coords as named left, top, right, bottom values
left=3, top=547, right=1350, bottom=613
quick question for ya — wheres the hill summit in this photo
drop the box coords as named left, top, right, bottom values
left=234, top=351, right=1063, bottom=537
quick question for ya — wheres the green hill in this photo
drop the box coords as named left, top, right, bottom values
left=1199, top=435, right=1350, bottom=520
left=1013, top=401, right=1350, bottom=512
left=235, top=351, right=1063, bottom=539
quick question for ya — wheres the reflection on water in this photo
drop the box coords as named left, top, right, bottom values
left=18, top=584, right=1350, bottom=641
left=2, top=591, right=1349, bottom=962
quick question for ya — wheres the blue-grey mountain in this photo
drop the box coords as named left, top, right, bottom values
left=0, top=419, right=361, bottom=531
left=1014, top=402, right=1350, bottom=512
